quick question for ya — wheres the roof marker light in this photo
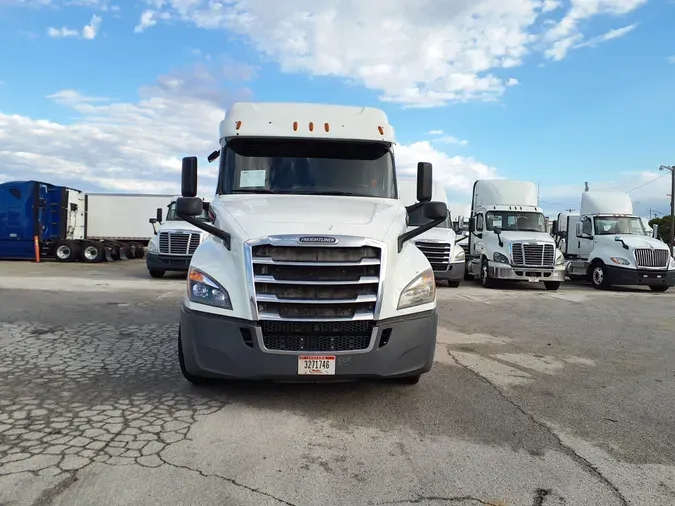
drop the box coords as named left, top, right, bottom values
left=235, top=121, right=242, bottom=130
left=324, top=123, right=330, bottom=132
left=293, top=121, right=298, bottom=131
left=378, top=126, right=384, bottom=135
left=309, top=122, right=314, bottom=132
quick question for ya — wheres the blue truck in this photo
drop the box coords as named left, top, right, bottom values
left=0, top=180, right=174, bottom=262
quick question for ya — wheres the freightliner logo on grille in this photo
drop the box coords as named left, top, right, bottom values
left=298, top=236, right=338, bottom=244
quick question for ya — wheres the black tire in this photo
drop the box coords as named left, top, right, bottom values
left=447, top=280, right=461, bottom=288
left=568, top=274, right=586, bottom=281
left=480, top=258, right=496, bottom=288
left=54, top=240, right=80, bottom=263
left=178, top=329, right=211, bottom=385
left=590, top=262, right=611, bottom=290
left=397, top=374, right=421, bottom=385
left=80, top=242, right=105, bottom=263
left=464, top=270, right=473, bottom=281
left=134, top=244, right=145, bottom=259
left=544, top=281, right=561, bottom=291
left=649, top=285, right=669, bottom=293
left=149, top=269, right=165, bottom=278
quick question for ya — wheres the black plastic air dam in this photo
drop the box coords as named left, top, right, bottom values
left=605, top=266, right=675, bottom=287
left=179, top=306, right=438, bottom=380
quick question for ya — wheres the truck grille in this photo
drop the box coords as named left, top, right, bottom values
left=415, top=241, right=451, bottom=271
left=260, top=321, right=373, bottom=352
left=634, top=248, right=669, bottom=268
left=158, top=232, right=201, bottom=255
left=511, top=243, right=555, bottom=267
left=251, top=243, right=382, bottom=321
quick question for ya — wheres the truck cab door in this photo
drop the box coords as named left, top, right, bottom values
left=575, top=216, right=594, bottom=258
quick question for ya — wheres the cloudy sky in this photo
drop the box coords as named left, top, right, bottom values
left=0, top=0, right=673, bottom=218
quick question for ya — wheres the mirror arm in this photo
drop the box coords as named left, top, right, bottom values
left=398, top=217, right=445, bottom=253
left=405, top=202, right=424, bottom=213
left=177, top=214, right=231, bottom=250
left=496, top=232, right=503, bottom=247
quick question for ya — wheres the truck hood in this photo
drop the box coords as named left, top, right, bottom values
left=404, top=226, right=456, bottom=243
left=603, top=235, right=670, bottom=251
left=158, top=221, right=205, bottom=233
left=219, top=194, right=403, bottom=242
left=497, top=231, right=555, bottom=244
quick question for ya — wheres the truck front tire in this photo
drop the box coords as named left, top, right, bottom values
left=480, top=258, right=496, bottom=288
left=590, top=261, right=610, bottom=290
left=149, top=269, right=165, bottom=278
left=649, top=285, right=669, bottom=293
left=544, top=281, right=561, bottom=291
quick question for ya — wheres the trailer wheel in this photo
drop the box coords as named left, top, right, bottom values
left=81, top=242, right=104, bottom=263
left=54, top=241, right=80, bottom=263
left=133, top=244, right=145, bottom=259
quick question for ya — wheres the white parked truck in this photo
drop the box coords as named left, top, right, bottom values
left=554, top=191, right=674, bottom=291
left=172, top=101, right=449, bottom=385
left=398, top=179, right=465, bottom=286
left=145, top=198, right=211, bottom=278
left=466, top=179, right=566, bottom=289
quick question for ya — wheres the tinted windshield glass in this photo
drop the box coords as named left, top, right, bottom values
left=408, top=206, right=451, bottom=228
left=486, top=211, right=546, bottom=232
left=218, top=139, right=396, bottom=198
left=166, top=202, right=210, bottom=222
left=593, top=216, right=645, bottom=235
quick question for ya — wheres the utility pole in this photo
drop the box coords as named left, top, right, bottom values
left=658, top=165, right=675, bottom=255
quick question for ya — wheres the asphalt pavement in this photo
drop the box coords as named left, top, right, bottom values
left=0, top=260, right=673, bottom=506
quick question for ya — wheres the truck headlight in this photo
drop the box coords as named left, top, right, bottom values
left=669, top=256, right=675, bottom=269
left=453, top=248, right=465, bottom=261
left=187, top=267, right=232, bottom=310
left=493, top=252, right=509, bottom=264
left=556, top=252, right=564, bottom=265
left=147, top=241, right=158, bottom=254
left=610, top=257, right=630, bottom=266
left=397, top=269, right=436, bottom=310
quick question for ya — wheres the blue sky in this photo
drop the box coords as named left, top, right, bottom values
left=0, top=0, right=673, bottom=217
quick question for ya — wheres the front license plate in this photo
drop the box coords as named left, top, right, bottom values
left=528, top=277, right=540, bottom=282
left=298, top=356, right=336, bottom=375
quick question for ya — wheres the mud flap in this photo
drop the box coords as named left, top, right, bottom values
left=104, top=248, right=115, bottom=262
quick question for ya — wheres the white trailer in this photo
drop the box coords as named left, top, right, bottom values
left=556, top=191, right=674, bottom=291
left=398, top=179, right=465, bottom=286
left=466, top=179, right=566, bottom=289
left=171, top=101, right=449, bottom=385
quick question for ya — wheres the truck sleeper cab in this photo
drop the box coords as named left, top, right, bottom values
left=466, top=179, right=565, bottom=290
left=146, top=199, right=211, bottom=278
left=174, top=102, right=449, bottom=385
left=559, top=191, right=675, bottom=291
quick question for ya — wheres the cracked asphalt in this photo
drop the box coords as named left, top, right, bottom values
left=1, top=260, right=674, bottom=506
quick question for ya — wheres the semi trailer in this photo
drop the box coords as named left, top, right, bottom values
left=172, top=101, right=449, bottom=385
left=398, top=179, right=465, bottom=286
left=553, top=191, right=674, bottom=291
left=0, top=180, right=174, bottom=262
left=465, top=179, right=565, bottom=289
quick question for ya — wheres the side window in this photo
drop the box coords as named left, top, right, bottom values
left=582, top=217, right=592, bottom=236
left=9, top=188, right=21, bottom=199
left=476, top=214, right=484, bottom=231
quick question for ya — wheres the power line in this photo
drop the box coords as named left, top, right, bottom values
left=626, top=173, right=668, bottom=193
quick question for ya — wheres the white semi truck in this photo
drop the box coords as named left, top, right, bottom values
left=172, top=101, right=449, bottom=385
left=145, top=198, right=211, bottom=278
left=466, top=179, right=566, bottom=290
left=398, top=179, right=465, bottom=287
left=553, top=191, right=674, bottom=291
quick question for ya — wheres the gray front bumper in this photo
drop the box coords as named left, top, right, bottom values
left=146, top=252, right=192, bottom=272
left=179, top=306, right=438, bottom=381
left=434, top=261, right=465, bottom=281
left=489, top=261, right=565, bottom=282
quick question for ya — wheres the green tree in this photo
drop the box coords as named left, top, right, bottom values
left=649, top=216, right=673, bottom=243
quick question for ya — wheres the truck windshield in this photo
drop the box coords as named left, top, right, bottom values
left=593, top=216, right=645, bottom=235
left=408, top=206, right=451, bottom=228
left=218, top=138, right=396, bottom=198
left=486, top=211, right=546, bottom=232
left=166, top=203, right=210, bottom=222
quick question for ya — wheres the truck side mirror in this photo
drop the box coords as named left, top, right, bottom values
left=416, top=162, right=433, bottom=202
left=423, top=201, right=447, bottom=220
left=551, top=220, right=558, bottom=235
left=149, top=218, right=157, bottom=224
left=156, top=208, right=163, bottom=223
left=176, top=197, right=203, bottom=217
left=182, top=156, right=198, bottom=197
left=468, top=217, right=475, bottom=233
left=575, top=222, right=582, bottom=238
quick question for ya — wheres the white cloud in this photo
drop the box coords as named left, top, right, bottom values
left=506, top=77, right=520, bottom=86
left=574, top=23, right=637, bottom=49
left=47, top=26, right=79, bottom=38
left=82, top=14, right=102, bottom=39
left=667, top=56, right=675, bottom=64
left=0, top=64, right=254, bottom=193
left=431, top=135, right=469, bottom=146
left=124, top=0, right=642, bottom=107
left=543, top=0, right=647, bottom=60
left=47, top=14, right=101, bottom=39
left=427, top=129, right=443, bottom=135
left=134, top=10, right=170, bottom=33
